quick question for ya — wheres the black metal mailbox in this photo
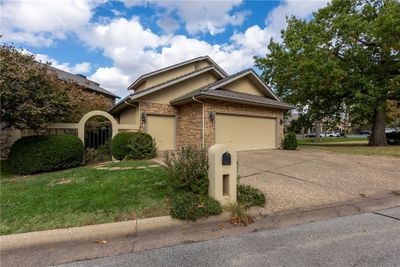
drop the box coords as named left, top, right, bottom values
left=222, top=152, right=231, bottom=166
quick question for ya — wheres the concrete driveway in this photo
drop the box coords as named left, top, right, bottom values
left=238, top=149, right=400, bottom=214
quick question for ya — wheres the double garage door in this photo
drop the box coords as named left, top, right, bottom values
left=215, top=114, right=276, bottom=151
left=146, top=114, right=276, bottom=151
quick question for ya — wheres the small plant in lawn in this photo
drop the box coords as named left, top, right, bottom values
left=237, top=184, right=266, bottom=209
left=283, top=132, right=298, bottom=150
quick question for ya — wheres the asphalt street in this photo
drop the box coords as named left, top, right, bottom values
left=61, top=207, right=400, bottom=267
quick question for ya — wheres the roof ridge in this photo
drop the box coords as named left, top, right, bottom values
left=44, top=63, right=119, bottom=98
left=131, top=65, right=216, bottom=96
left=127, top=56, right=228, bottom=90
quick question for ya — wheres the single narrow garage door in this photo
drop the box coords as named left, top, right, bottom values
left=146, top=115, right=175, bottom=150
left=215, top=114, right=276, bottom=151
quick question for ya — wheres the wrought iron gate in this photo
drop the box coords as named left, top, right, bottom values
left=85, top=126, right=112, bottom=149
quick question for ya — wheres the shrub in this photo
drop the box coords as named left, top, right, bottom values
left=170, top=191, right=222, bottom=221
left=164, top=145, right=208, bottom=195
left=111, top=132, right=137, bottom=160
left=85, top=142, right=111, bottom=164
left=126, top=132, right=157, bottom=159
left=8, top=135, right=84, bottom=175
left=283, top=132, right=298, bottom=150
left=237, top=184, right=266, bottom=209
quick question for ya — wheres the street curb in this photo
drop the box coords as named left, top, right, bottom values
left=0, top=208, right=264, bottom=252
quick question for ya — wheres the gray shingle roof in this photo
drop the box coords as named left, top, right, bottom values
left=109, top=66, right=224, bottom=113
left=46, top=65, right=119, bottom=99
left=170, top=70, right=293, bottom=110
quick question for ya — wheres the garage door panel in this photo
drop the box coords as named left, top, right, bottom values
left=147, top=115, right=175, bottom=150
left=215, top=114, right=276, bottom=151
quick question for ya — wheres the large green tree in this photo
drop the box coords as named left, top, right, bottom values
left=0, top=44, right=112, bottom=131
left=1, top=45, right=70, bottom=131
left=255, top=0, right=400, bottom=146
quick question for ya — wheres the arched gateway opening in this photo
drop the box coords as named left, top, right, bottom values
left=78, top=110, right=118, bottom=147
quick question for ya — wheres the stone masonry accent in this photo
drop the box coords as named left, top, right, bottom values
left=0, top=129, right=12, bottom=159
left=176, top=102, right=202, bottom=149
left=172, top=99, right=285, bottom=150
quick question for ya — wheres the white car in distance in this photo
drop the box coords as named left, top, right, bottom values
left=320, top=131, right=341, bottom=137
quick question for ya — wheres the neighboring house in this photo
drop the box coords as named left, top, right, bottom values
left=110, top=56, right=293, bottom=151
left=0, top=65, right=119, bottom=159
left=46, top=65, right=119, bottom=106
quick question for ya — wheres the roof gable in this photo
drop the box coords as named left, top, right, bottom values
left=222, top=76, right=265, bottom=97
left=195, top=69, right=279, bottom=101
left=128, top=56, right=228, bottom=92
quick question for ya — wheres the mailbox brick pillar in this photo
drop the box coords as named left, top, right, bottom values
left=208, top=144, right=237, bottom=205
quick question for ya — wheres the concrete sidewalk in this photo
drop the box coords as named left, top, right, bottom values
left=62, top=207, right=400, bottom=267
left=1, top=195, right=399, bottom=267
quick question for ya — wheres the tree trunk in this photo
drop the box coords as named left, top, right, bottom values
left=368, top=108, right=387, bottom=146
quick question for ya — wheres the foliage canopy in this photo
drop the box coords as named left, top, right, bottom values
left=255, top=0, right=400, bottom=145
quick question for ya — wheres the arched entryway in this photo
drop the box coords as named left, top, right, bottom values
left=78, top=110, right=118, bottom=147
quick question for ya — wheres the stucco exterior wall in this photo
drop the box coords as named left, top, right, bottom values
left=135, top=59, right=212, bottom=92
left=118, top=106, right=137, bottom=124
left=224, top=77, right=265, bottom=97
left=139, top=72, right=218, bottom=104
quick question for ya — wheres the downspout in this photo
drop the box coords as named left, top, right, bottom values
left=192, top=96, right=205, bottom=148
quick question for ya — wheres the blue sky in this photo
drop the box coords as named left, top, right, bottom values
left=1, top=0, right=329, bottom=97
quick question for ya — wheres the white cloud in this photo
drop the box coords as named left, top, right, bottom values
left=89, top=67, right=130, bottom=93
left=231, top=0, right=329, bottom=57
left=155, top=0, right=248, bottom=35
left=265, top=0, right=329, bottom=42
left=35, top=53, right=91, bottom=74
left=2, top=0, right=329, bottom=97
left=0, top=0, right=100, bottom=46
left=156, top=15, right=180, bottom=34
left=80, top=0, right=329, bottom=97
left=78, top=16, right=255, bottom=96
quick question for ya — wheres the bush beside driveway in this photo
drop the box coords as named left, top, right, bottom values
left=238, top=149, right=400, bottom=215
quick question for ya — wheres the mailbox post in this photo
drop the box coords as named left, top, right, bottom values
left=208, top=144, right=237, bottom=205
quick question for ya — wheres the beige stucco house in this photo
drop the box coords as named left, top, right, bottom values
left=110, top=56, right=293, bottom=151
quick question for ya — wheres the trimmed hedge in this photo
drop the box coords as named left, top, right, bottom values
left=127, top=132, right=157, bottom=159
left=111, top=132, right=156, bottom=160
left=8, top=135, right=84, bottom=175
left=237, top=184, right=266, bottom=208
left=283, top=132, right=298, bottom=150
left=170, top=191, right=222, bottom=221
left=111, top=132, right=136, bottom=160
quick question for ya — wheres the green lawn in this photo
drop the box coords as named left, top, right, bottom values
left=299, top=143, right=400, bottom=157
left=297, top=137, right=368, bottom=145
left=0, top=160, right=169, bottom=235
